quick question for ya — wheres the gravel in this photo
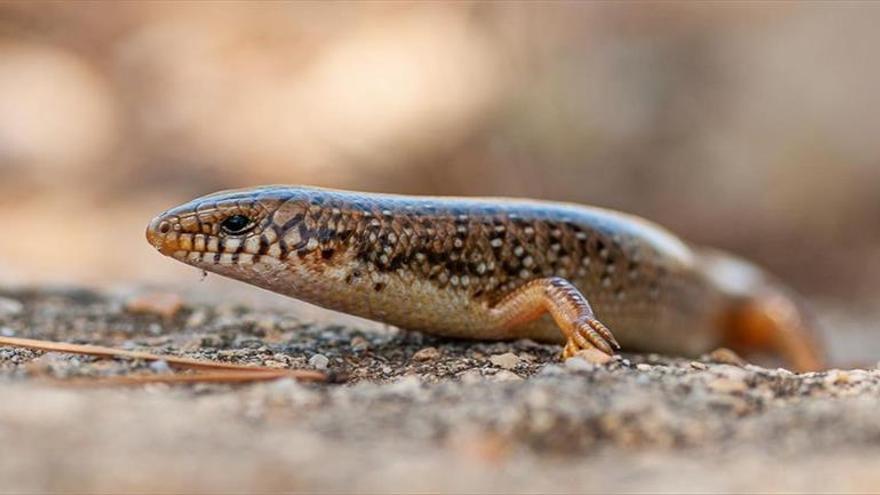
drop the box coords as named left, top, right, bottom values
left=0, top=287, right=879, bottom=493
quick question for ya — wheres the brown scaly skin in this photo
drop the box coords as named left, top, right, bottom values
left=146, top=185, right=825, bottom=371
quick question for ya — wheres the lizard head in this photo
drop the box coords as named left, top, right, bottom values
left=145, top=186, right=317, bottom=281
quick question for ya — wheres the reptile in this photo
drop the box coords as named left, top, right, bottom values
left=146, top=185, right=825, bottom=371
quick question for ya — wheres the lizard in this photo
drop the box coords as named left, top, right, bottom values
left=146, top=185, right=825, bottom=371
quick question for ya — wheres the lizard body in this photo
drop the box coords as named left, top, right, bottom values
left=146, top=185, right=823, bottom=370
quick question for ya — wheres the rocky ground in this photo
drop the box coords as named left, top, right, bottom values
left=1, top=286, right=880, bottom=493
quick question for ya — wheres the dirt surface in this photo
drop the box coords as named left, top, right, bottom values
left=2, top=287, right=880, bottom=493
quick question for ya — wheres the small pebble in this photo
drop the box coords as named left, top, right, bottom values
left=707, top=347, right=747, bottom=367
left=690, top=361, right=708, bottom=370
left=412, top=347, right=440, bottom=362
left=825, top=370, right=850, bottom=386
left=708, top=377, right=747, bottom=393
left=489, top=352, right=521, bottom=370
left=636, top=363, right=652, bottom=372
left=575, top=348, right=613, bottom=365
left=308, top=354, right=329, bottom=370
left=149, top=360, right=172, bottom=374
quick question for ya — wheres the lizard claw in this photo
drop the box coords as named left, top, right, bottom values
left=562, top=316, right=620, bottom=359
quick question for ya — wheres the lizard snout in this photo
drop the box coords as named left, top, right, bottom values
left=146, top=215, right=177, bottom=255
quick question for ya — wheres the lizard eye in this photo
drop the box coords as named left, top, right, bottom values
left=220, top=215, right=254, bottom=235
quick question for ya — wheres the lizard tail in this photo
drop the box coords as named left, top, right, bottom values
left=697, top=249, right=826, bottom=372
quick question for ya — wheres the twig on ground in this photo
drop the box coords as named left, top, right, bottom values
left=0, top=335, right=326, bottom=383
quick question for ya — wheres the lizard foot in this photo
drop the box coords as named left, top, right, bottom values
left=487, top=277, right=622, bottom=361
left=562, top=316, right=619, bottom=359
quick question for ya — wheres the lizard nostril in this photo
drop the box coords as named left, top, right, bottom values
left=158, top=222, right=171, bottom=234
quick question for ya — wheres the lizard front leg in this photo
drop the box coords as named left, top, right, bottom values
left=488, top=277, right=620, bottom=358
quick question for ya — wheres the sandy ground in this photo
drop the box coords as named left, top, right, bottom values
left=2, top=286, right=880, bottom=493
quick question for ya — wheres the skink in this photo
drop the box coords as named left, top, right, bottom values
left=146, top=185, right=824, bottom=371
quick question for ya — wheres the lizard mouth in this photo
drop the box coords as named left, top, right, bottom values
left=146, top=217, right=280, bottom=270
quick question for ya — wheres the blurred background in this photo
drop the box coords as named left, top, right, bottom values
left=1, top=2, right=880, bottom=359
